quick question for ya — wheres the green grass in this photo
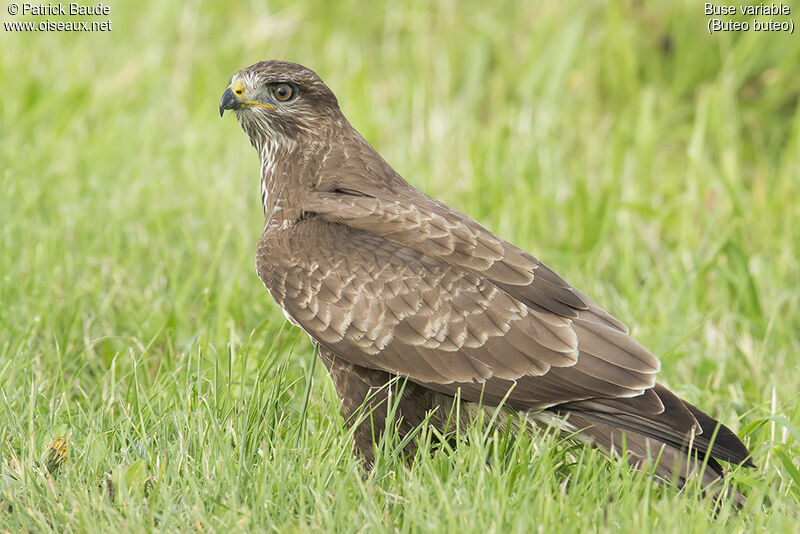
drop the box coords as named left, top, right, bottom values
left=2, top=0, right=800, bottom=531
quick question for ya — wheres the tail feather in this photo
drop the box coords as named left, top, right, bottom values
left=561, top=412, right=745, bottom=504
left=551, top=383, right=754, bottom=503
left=681, top=398, right=755, bottom=467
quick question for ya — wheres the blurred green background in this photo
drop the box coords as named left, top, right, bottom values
left=1, top=0, right=799, bottom=531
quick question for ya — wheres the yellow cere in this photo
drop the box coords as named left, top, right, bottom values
left=230, top=79, right=276, bottom=110
left=231, top=80, right=246, bottom=96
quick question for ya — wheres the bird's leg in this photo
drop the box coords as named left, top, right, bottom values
left=317, top=348, right=445, bottom=468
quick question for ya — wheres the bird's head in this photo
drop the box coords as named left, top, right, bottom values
left=219, top=60, right=341, bottom=149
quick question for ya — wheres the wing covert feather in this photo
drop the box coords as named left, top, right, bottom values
left=258, top=218, right=661, bottom=407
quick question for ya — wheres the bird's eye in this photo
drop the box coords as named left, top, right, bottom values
left=273, top=83, right=295, bottom=102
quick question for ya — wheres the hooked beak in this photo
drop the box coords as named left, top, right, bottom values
left=220, top=80, right=276, bottom=117
left=219, top=87, right=239, bottom=117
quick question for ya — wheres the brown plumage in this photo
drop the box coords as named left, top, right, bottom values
left=219, top=60, right=755, bottom=499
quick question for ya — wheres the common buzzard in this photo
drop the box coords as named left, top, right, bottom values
left=219, top=60, right=754, bottom=498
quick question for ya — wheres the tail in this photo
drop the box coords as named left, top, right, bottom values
left=553, top=384, right=755, bottom=503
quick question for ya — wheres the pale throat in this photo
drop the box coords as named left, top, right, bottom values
left=259, top=141, right=277, bottom=215
left=258, top=138, right=300, bottom=228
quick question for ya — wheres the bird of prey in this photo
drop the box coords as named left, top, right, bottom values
left=219, top=60, right=755, bottom=497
